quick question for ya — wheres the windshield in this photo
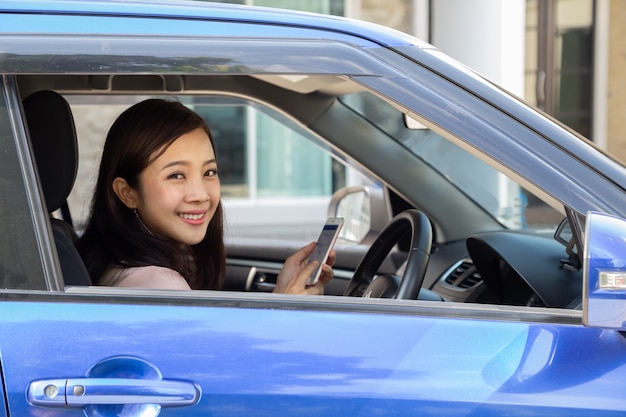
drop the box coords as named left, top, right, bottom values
left=340, top=92, right=562, bottom=231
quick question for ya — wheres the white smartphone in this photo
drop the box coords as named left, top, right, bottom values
left=306, top=217, right=344, bottom=286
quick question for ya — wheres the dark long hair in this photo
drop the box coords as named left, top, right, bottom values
left=77, top=99, right=225, bottom=289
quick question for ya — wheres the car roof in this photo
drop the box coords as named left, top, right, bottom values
left=0, top=0, right=430, bottom=49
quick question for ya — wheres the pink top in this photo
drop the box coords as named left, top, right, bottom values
left=99, top=265, right=191, bottom=290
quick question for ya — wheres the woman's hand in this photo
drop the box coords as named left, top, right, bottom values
left=274, top=242, right=335, bottom=295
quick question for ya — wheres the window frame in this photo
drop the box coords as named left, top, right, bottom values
left=2, top=75, right=61, bottom=291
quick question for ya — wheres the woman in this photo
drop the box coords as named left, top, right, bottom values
left=77, top=99, right=333, bottom=294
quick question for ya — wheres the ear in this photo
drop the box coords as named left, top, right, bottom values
left=112, top=177, right=139, bottom=209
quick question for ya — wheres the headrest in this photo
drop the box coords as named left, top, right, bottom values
left=23, top=90, right=79, bottom=213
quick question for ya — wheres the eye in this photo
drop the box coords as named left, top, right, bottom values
left=167, top=172, right=185, bottom=180
left=205, top=168, right=218, bottom=177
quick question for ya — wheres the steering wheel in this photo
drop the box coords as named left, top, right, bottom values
left=343, top=209, right=432, bottom=299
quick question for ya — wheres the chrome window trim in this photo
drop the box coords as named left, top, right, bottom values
left=56, top=287, right=583, bottom=325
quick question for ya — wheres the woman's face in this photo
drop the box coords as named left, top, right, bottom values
left=132, top=127, right=221, bottom=245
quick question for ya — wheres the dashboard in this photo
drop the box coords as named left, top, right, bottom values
left=225, top=223, right=583, bottom=309
left=428, top=230, right=582, bottom=309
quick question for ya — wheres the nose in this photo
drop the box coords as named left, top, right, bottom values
left=185, top=175, right=210, bottom=203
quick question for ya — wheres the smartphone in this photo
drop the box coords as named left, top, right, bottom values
left=306, top=217, right=344, bottom=286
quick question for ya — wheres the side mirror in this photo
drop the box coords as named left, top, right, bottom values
left=583, top=211, right=626, bottom=330
left=327, top=185, right=390, bottom=244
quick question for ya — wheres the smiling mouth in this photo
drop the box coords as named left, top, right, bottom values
left=179, top=212, right=205, bottom=221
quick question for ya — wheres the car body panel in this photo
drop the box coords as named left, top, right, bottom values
left=1, top=294, right=625, bottom=416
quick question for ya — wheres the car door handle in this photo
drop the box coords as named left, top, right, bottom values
left=28, top=377, right=201, bottom=407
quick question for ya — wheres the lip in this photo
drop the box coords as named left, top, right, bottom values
left=178, top=210, right=207, bottom=225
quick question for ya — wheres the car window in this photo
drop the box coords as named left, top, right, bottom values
left=67, top=94, right=370, bottom=242
left=0, top=85, right=46, bottom=289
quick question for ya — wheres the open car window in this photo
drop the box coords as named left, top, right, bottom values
left=67, top=94, right=373, bottom=243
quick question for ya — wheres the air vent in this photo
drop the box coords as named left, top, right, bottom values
left=251, top=269, right=278, bottom=292
left=444, top=259, right=482, bottom=289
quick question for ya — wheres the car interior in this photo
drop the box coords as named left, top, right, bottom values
left=15, top=73, right=582, bottom=310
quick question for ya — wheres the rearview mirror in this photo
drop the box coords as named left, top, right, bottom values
left=327, top=185, right=390, bottom=244
left=403, top=113, right=427, bottom=130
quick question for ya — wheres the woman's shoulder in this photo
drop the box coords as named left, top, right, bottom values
left=100, top=265, right=191, bottom=290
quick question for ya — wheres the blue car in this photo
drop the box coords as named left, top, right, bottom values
left=1, top=1, right=626, bottom=416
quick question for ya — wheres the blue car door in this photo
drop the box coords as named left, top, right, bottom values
left=2, top=293, right=626, bottom=416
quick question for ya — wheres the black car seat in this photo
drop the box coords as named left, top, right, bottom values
left=23, top=90, right=92, bottom=286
